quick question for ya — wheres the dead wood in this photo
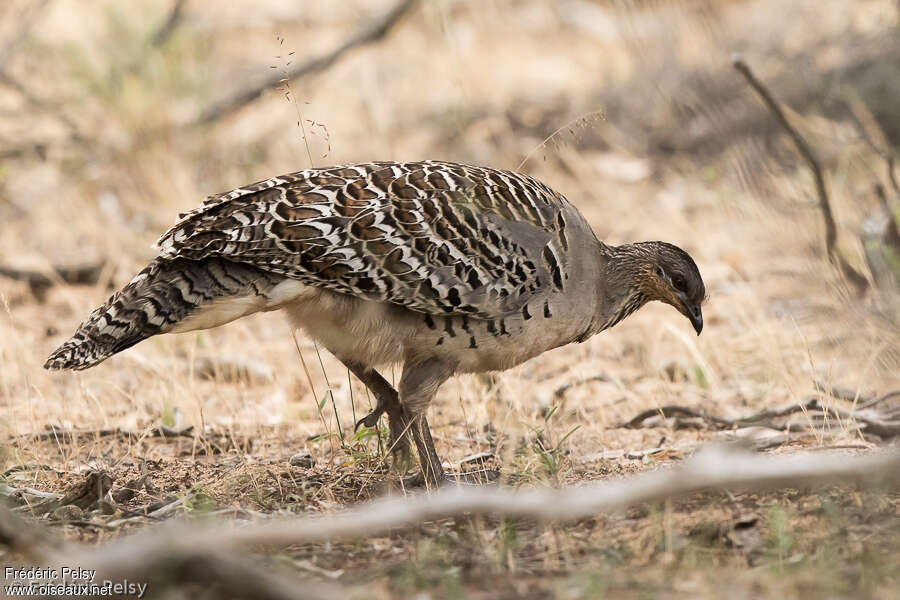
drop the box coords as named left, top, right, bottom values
left=73, top=446, right=900, bottom=554
left=618, top=394, right=900, bottom=439
left=732, top=55, right=869, bottom=295
left=192, top=0, right=419, bottom=127
left=813, top=380, right=874, bottom=404
left=619, top=405, right=732, bottom=429
left=860, top=389, right=900, bottom=410
left=3, top=446, right=898, bottom=598
left=0, top=506, right=336, bottom=600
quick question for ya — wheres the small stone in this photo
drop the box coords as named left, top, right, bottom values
left=52, top=504, right=84, bottom=521
left=289, top=452, right=315, bottom=468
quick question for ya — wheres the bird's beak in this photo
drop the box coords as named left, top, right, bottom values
left=687, top=304, right=703, bottom=335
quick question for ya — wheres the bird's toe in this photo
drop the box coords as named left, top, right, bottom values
left=355, top=410, right=382, bottom=431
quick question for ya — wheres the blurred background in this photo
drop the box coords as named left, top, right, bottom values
left=2, top=0, right=899, bottom=449
left=2, top=1, right=900, bottom=596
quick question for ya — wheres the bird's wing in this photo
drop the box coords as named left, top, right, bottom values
left=155, top=161, right=573, bottom=318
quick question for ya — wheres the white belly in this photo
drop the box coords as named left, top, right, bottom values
left=283, top=288, right=412, bottom=366
left=282, top=287, right=583, bottom=375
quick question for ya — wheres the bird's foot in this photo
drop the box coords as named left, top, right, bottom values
left=354, top=407, right=385, bottom=431
left=389, top=445, right=414, bottom=475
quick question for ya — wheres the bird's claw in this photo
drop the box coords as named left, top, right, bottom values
left=354, top=409, right=383, bottom=432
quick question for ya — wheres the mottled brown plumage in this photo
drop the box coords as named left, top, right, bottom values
left=45, top=160, right=706, bottom=486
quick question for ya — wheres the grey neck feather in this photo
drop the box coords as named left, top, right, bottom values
left=596, top=242, right=650, bottom=332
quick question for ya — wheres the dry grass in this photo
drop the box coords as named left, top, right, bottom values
left=1, top=0, right=899, bottom=598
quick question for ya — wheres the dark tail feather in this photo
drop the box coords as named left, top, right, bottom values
left=44, top=257, right=281, bottom=371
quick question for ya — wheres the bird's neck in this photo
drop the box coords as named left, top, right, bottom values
left=596, top=242, right=649, bottom=332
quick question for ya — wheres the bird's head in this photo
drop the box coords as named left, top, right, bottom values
left=634, top=242, right=706, bottom=334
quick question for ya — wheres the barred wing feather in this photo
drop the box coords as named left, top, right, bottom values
left=156, top=161, right=572, bottom=318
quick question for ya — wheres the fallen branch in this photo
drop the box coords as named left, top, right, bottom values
left=732, top=55, right=869, bottom=295
left=813, top=380, right=872, bottom=404
left=0, top=484, right=63, bottom=502
left=69, top=446, right=900, bottom=559
left=618, top=398, right=823, bottom=429
left=860, top=389, right=900, bottom=410
left=192, top=0, right=419, bottom=126
left=4, top=446, right=897, bottom=598
left=619, top=404, right=732, bottom=429
left=0, top=507, right=336, bottom=600
left=619, top=395, right=900, bottom=438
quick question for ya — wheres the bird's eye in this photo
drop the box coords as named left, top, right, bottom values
left=673, top=275, right=686, bottom=291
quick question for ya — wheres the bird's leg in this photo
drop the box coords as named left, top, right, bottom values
left=398, top=358, right=454, bottom=488
left=341, top=360, right=399, bottom=429
left=341, top=360, right=410, bottom=463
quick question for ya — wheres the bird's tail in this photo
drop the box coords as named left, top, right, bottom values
left=44, top=257, right=285, bottom=371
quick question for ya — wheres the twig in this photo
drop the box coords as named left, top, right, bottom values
left=813, top=379, right=871, bottom=404
left=618, top=396, right=900, bottom=438
left=553, top=374, right=611, bottom=399
left=732, top=396, right=823, bottom=424
left=148, top=493, right=191, bottom=519
left=859, top=390, right=900, bottom=410
left=731, top=54, right=869, bottom=295
left=192, top=0, right=419, bottom=126
left=618, top=399, right=822, bottom=429
left=0, top=485, right=63, bottom=501
left=619, top=405, right=732, bottom=429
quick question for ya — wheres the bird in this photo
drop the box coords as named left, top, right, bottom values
left=45, top=160, right=706, bottom=486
